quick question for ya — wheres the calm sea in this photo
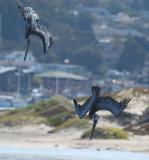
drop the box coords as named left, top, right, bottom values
left=0, top=147, right=148, bottom=160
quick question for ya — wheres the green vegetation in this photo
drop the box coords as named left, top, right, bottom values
left=81, top=127, right=129, bottom=139
left=0, top=88, right=148, bottom=135
left=0, top=95, right=74, bottom=127
left=47, top=111, right=73, bottom=127
left=0, top=108, right=45, bottom=127
left=1, top=0, right=148, bottom=72
left=117, top=37, right=147, bottom=71
left=0, top=0, right=101, bottom=72
left=0, top=95, right=90, bottom=132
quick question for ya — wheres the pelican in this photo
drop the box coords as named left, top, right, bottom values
left=73, top=86, right=131, bottom=140
left=16, top=0, right=54, bottom=60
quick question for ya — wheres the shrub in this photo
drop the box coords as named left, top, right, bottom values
left=81, top=127, right=129, bottom=139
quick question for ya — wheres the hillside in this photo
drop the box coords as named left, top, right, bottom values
left=0, top=0, right=149, bottom=73
left=0, top=0, right=101, bottom=72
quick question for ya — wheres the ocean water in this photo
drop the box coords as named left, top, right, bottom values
left=0, top=147, right=148, bottom=160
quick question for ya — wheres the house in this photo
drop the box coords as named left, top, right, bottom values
left=0, top=66, right=17, bottom=92
left=0, top=50, right=36, bottom=65
left=33, top=65, right=91, bottom=98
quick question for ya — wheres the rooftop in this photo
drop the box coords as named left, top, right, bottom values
left=0, top=66, right=16, bottom=74
left=35, top=71, right=88, bottom=80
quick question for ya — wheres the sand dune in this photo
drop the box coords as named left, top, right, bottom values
left=0, top=125, right=149, bottom=152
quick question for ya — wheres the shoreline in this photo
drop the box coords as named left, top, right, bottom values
left=0, top=146, right=148, bottom=160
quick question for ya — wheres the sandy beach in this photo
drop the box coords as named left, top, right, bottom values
left=0, top=89, right=148, bottom=154
left=0, top=125, right=149, bottom=152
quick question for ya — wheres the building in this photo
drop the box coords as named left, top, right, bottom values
left=31, top=64, right=92, bottom=98
left=0, top=66, right=17, bottom=92
left=0, top=50, right=36, bottom=95
left=0, top=50, right=36, bottom=65
left=0, top=52, right=92, bottom=98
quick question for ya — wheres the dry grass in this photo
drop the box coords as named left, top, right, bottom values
left=81, top=127, right=129, bottom=139
left=0, top=95, right=74, bottom=127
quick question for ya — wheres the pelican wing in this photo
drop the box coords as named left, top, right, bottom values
left=23, top=24, right=49, bottom=60
left=31, top=24, right=50, bottom=53
left=98, top=97, right=131, bottom=117
left=73, top=97, right=94, bottom=119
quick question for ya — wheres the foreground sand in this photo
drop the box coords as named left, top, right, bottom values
left=0, top=125, right=149, bottom=152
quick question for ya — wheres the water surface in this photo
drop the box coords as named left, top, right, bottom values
left=0, top=147, right=148, bottom=160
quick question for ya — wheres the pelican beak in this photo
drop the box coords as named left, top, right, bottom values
left=90, top=115, right=99, bottom=140
left=73, top=99, right=78, bottom=106
left=16, top=0, right=24, bottom=10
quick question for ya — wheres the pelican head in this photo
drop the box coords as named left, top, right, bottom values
left=92, top=85, right=101, bottom=97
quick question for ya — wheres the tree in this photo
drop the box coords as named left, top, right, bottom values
left=117, top=36, right=146, bottom=72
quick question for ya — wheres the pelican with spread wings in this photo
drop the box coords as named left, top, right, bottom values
left=16, top=0, right=54, bottom=60
left=73, top=86, right=131, bottom=140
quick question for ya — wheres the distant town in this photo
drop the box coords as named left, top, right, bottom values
left=0, top=50, right=148, bottom=109
left=0, top=1, right=148, bottom=109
